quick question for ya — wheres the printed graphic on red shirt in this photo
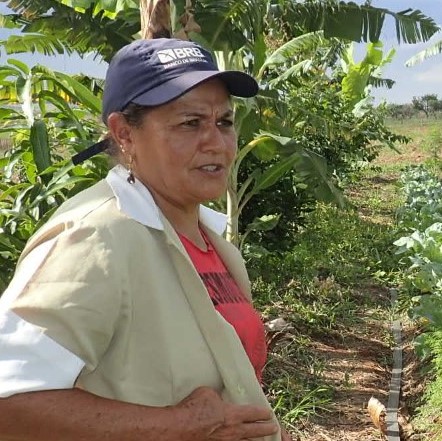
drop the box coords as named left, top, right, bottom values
left=179, top=233, right=267, bottom=382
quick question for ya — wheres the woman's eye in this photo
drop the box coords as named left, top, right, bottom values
left=217, top=119, right=234, bottom=127
left=182, top=119, right=199, bottom=127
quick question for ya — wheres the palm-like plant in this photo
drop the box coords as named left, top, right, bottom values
left=405, top=38, right=442, bottom=66
left=0, top=0, right=140, bottom=61
left=0, top=56, right=106, bottom=292
left=0, top=0, right=439, bottom=59
left=0, top=0, right=438, bottom=247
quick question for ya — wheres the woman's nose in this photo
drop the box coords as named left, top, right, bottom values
left=199, top=122, right=234, bottom=152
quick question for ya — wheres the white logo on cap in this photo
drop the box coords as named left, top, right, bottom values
left=157, top=47, right=207, bottom=67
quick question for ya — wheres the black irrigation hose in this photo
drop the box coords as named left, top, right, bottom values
left=387, top=288, right=402, bottom=441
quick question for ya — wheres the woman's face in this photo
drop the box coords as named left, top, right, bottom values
left=128, top=79, right=237, bottom=211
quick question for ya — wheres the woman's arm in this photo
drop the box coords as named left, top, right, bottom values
left=0, top=386, right=278, bottom=441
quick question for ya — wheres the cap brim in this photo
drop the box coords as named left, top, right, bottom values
left=131, top=70, right=258, bottom=107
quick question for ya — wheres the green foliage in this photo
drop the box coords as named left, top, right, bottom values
left=237, top=68, right=407, bottom=251
left=394, top=165, right=442, bottom=438
left=269, top=380, right=332, bottom=431
left=341, top=41, right=395, bottom=107
left=396, top=165, right=442, bottom=230
left=249, top=202, right=397, bottom=286
left=385, top=103, right=418, bottom=119
left=0, top=58, right=108, bottom=293
left=271, top=1, right=439, bottom=44
left=423, top=127, right=442, bottom=168
left=0, top=153, right=107, bottom=292
left=394, top=166, right=442, bottom=327
left=395, top=224, right=442, bottom=305
left=247, top=190, right=398, bottom=426
left=58, top=0, right=138, bottom=19
left=0, top=1, right=439, bottom=65
left=0, top=0, right=428, bottom=253
left=412, top=94, right=442, bottom=118
left=413, top=330, right=442, bottom=440
left=406, top=39, right=442, bottom=67
left=0, top=0, right=139, bottom=61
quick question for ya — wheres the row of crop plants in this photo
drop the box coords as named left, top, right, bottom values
left=394, top=164, right=442, bottom=439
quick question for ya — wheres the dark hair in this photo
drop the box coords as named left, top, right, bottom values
left=120, top=102, right=152, bottom=127
left=106, top=102, right=152, bottom=158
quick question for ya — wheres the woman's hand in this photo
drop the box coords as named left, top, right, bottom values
left=175, top=386, right=279, bottom=440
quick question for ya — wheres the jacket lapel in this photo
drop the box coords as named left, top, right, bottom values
left=161, top=217, right=280, bottom=439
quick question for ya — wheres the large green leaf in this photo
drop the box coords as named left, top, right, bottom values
left=269, top=60, right=314, bottom=85
left=53, top=71, right=101, bottom=113
left=0, top=34, right=69, bottom=56
left=341, top=42, right=394, bottom=107
left=59, top=0, right=138, bottom=18
left=33, top=67, right=102, bottom=114
left=258, top=32, right=326, bottom=78
left=237, top=153, right=299, bottom=214
left=246, top=214, right=280, bottom=233
left=30, top=119, right=51, bottom=173
left=7, top=58, right=30, bottom=75
left=413, top=295, right=442, bottom=328
left=296, top=149, right=345, bottom=208
left=406, top=39, right=442, bottom=67
left=394, top=8, right=440, bottom=44
left=38, top=90, right=88, bottom=138
left=0, top=64, right=23, bottom=76
left=283, top=2, right=439, bottom=44
left=251, top=154, right=299, bottom=194
left=243, top=135, right=280, bottom=163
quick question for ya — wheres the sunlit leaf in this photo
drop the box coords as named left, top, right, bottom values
left=30, top=119, right=51, bottom=173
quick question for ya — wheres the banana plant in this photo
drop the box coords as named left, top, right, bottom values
left=0, top=58, right=101, bottom=170
left=0, top=58, right=107, bottom=292
left=0, top=1, right=439, bottom=60
left=340, top=41, right=396, bottom=110
left=216, top=30, right=348, bottom=245
left=406, top=39, right=442, bottom=66
left=0, top=0, right=439, bottom=249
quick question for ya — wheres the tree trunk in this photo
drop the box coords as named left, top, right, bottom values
left=140, top=0, right=171, bottom=39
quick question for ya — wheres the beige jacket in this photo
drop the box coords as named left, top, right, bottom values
left=10, top=169, right=280, bottom=440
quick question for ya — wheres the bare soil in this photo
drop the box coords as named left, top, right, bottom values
left=295, top=286, right=393, bottom=441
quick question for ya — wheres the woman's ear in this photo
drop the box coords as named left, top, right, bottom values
left=107, top=112, right=134, bottom=153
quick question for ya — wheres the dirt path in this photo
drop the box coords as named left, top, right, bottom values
left=262, top=123, right=435, bottom=441
left=288, top=170, right=406, bottom=440
left=297, top=286, right=393, bottom=441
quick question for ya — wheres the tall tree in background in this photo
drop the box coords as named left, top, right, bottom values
left=412, top=94, right=441, bottom=117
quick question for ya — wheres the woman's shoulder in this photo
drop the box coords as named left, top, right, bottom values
left=20, top=179, right=135, bottom=261
left=54, top=179, right=116, bottom=219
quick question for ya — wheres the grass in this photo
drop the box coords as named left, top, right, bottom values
left=251, top=116, right=440, bottom=438
left=377, top=117, right=442, bottom=170
left=252, top=186, right=400, bottom=434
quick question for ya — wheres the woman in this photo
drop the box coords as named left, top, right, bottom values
left=0, top=38, right=291, bottom=441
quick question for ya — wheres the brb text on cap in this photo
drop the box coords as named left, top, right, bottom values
left=157, top=47, right=207, bottom=67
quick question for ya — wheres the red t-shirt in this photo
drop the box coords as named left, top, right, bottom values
left=179, top=231, right=267, bottom=382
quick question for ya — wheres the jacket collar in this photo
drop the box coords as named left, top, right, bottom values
left=106, top=165, right=227, bottom=235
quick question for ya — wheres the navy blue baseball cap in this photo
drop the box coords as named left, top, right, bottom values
left=101, top=38, right=259, bottom=125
